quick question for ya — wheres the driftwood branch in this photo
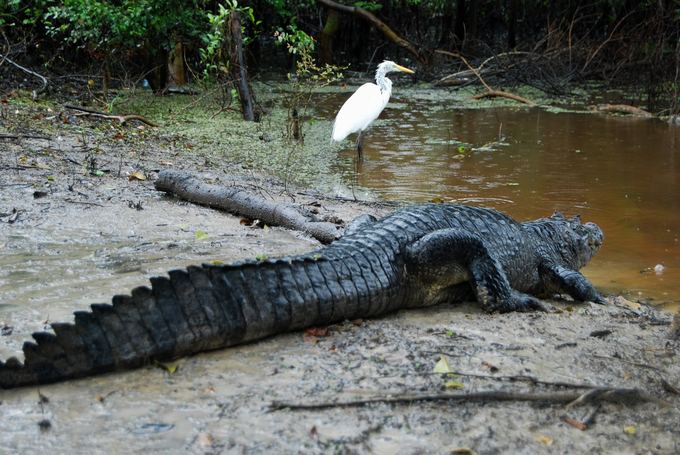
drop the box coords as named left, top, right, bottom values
left=154, top=170, right=342, bottom=244
left=63, top=105, right=159, bottom=127
left=317, top=0, right=427, bottom=65
left=435, top=50, right=536, bottom=106
left=0, top=52, right=48, bottom=93
left=593, top=104, right=653, bottom=117
left=473, top=90, right=537, bottom=106
left=270, top=387, right=657, bottom=411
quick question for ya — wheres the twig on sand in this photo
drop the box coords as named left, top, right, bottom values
left=0, top=133, right=51, bottom=140
left=592, top=353, right=680, bottom=394
left=63, top=199, right=105, bottom=207
left=64, top=105, right=159, bottom=127
left=270, top=386, right=657, bottom=411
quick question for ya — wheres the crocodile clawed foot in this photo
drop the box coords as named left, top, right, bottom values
left=591, top=294, right=608, bottom=305
left=496, top=292, right=553, bottom=313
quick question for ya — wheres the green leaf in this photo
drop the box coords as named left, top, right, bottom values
left=194, top=230, right=208, bottom=240
left=433, top=355, right=454, bottom=374
left=154, top=360, right=179, bottom=374
left=255, top=253, right=268, bottom=261
left=444, top=379, right=464, bottom=389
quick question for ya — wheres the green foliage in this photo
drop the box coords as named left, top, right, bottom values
left=352, top=1, right=383, bottom=12
left=275, top=25, right=344, bottom=142
left=0, top=0, right=54, bottom=28
left=44, top=0, right=207, bottom=53
left=264, top=0, right=315, bottom=23
left=200, top=1, right=260, bottom=80
left=274, top=25, right=315, bottom=55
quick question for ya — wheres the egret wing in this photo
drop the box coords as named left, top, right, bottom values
left=332, top=83, right=386, bottom=141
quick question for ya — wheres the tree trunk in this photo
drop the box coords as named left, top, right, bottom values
left=438, top=3, right=454, bottom=48
left=168, top=42, right=187, bottom=86
left=508, top=0, right=518, bottom=49
left=228, top=10, right=258, bottom=122
left=146, top=49, right=169, bottom=94
left=454, top=0, right=466, bottom=44
left=319, top=9, right=341, bottom=65
left=101, top=58, right=110, bottom=99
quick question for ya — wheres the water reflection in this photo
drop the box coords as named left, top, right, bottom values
left=334, top=95, right=680, bottom=307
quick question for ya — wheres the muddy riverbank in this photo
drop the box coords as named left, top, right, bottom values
left=1, top=89, right=678, bottom=453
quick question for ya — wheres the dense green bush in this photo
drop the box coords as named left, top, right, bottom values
left=44, top=0, right=207, bottom=54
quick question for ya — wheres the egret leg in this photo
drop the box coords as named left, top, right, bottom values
left=355, top=132, right=364, bottom=160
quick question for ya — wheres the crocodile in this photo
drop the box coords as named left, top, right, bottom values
left=0, top=203, right=604, bottom=389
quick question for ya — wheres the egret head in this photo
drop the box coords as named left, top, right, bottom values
left=377, top=60, right=415, bottom=76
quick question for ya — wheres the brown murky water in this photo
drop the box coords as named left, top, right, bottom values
left=329, top=94, right=680, bottom=307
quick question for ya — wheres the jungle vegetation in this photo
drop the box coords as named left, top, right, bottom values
left=1, top=0, right=679, bottom=114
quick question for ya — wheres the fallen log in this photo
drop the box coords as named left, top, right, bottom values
left=154, top=170, right=342, bottom=244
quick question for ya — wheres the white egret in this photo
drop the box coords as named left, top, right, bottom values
left=332, top=60, right=414, bottom=156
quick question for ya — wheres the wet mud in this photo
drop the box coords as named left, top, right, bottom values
left=1, top=89, right=678, bottom=453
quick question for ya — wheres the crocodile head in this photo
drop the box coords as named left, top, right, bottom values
left=527, top=212, right=604, bottom=269
left=549, top=212, right=604, bottom=269
left=572, top=219, right=604, bottom=268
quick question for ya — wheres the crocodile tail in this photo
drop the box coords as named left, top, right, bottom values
left=0, top=256, right=360, bottom=389
left=0, top=260, right=267, bottom=387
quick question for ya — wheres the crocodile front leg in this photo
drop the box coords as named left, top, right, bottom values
left=538, top=261, right=606, bottom=304
left=405, top=229, right=549, bottom=312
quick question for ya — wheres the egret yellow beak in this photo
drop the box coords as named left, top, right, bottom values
left=394, top=64, right=415, bottom=74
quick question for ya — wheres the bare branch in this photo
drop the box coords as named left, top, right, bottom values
left=0, top=52, right=48, bottom=93
left=317, top=0, right=427, bottom=65
left=64, top=105, right=159, bottom=127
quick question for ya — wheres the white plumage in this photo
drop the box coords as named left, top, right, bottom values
left=332, top=60, right=414, bottom=155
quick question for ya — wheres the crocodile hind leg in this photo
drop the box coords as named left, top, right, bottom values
left=405, top=229, right=550, bottom=312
